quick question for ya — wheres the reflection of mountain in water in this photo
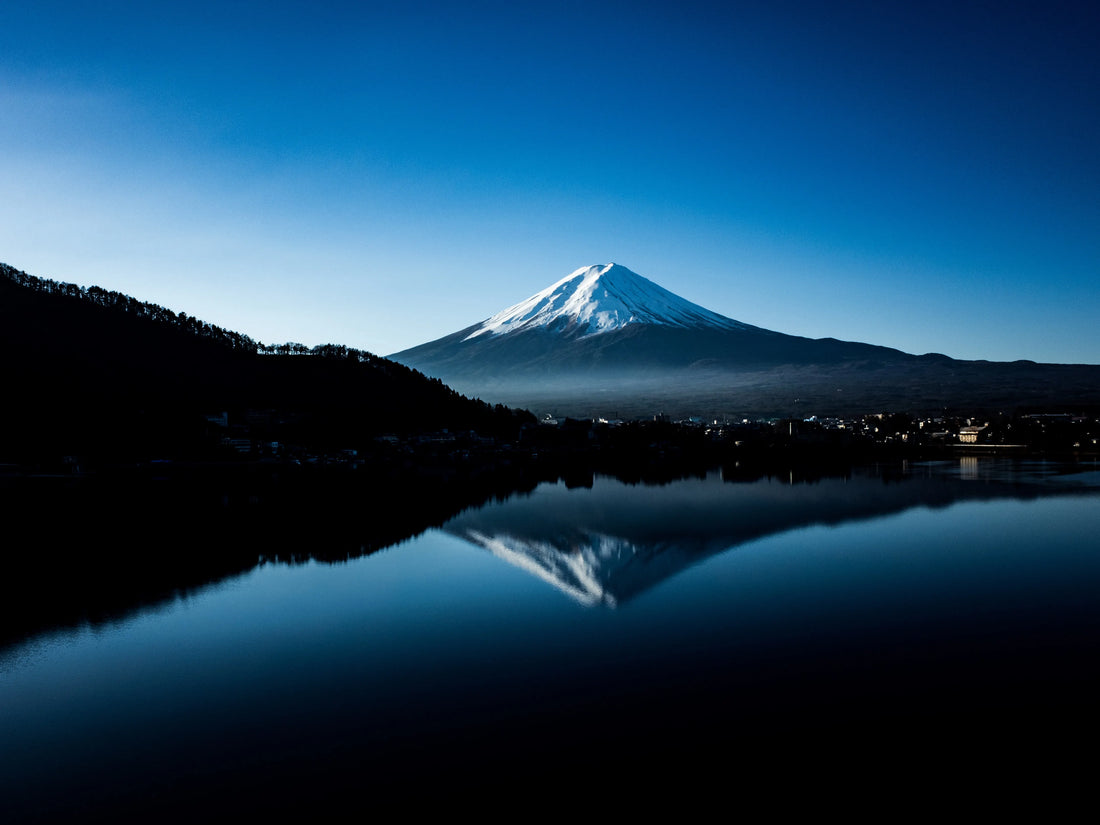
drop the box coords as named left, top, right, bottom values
left=6, top=459, right=1097, bottom=655
left=445, top=461, right=1100, bottom=606
left=457, top=529, right=669, bottom=607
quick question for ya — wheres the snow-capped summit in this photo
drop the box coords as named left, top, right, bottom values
left=463, top=263, right=748, bottom=341
left=388, top=261, right=922, bottom=416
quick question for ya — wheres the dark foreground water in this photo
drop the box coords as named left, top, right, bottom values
left=3, top=459, right=1099, bottom=817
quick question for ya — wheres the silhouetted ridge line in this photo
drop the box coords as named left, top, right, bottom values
left=0, top=262, right=456, bottom=379
left=1, top=261, right=260, bottom=353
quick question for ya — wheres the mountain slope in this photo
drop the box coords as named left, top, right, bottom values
left=390, top=263, right=1100, bottom=417
left=393, top=263, right=908, bottom=377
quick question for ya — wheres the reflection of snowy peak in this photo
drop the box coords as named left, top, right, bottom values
left=463, top=263, right=749, bottom=341
left=456, top=528, right=677, bottom=607
left=448, top=523, right=716, bottom=608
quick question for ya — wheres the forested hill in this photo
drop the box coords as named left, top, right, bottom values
left=0, top=262, right=532, bottom=462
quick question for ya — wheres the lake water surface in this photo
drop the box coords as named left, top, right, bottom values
left=3, top=459, right=1099, bottom=817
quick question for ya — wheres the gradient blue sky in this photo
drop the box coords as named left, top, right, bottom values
left=2, top=1, right=1097, bottom=363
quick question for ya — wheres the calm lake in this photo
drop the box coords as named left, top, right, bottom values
left=3, top=458, right=1099, bottom=817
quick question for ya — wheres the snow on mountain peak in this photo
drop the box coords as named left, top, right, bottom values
left=464, top=263, right=746, bottom=341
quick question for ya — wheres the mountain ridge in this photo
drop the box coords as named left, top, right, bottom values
left=0, top=261, right=532, bottom=461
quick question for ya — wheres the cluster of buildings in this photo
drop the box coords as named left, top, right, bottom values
left=697, top=411, right=1098, bottom=453
left=533, top=409, right=1099, bottom=455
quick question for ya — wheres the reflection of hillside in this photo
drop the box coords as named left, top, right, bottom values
left=0, top=463, right=549, bottom=656
left=445, top=462, right=1100, bottom=606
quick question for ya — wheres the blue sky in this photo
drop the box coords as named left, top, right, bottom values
left=1, top=1, right=1097, bottom=363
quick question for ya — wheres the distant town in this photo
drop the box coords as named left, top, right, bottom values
left=6, top=407, right=1095, bottom=485
left=196, top=406, right=1100, bottom=467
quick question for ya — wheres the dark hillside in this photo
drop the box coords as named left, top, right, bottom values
left=0, top=263, right=531, bottom=462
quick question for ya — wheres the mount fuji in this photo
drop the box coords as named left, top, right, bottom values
left=462, top=263, right=754, bottom=340
left=391, top=264, right=1099, bottom=417
left=392, top=263, right=901, bottom=374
